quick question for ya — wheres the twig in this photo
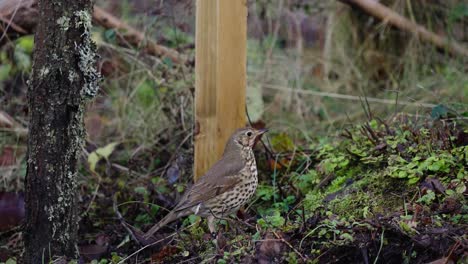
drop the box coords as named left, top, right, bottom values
left=113, top=195, right=141, bottom=244
left=83, top=175, right=101, bottom=216
left=273, top=231, right=307, bottom=262
left=263, top=83, right=436, bottom=108
left=0, top=0, right=23, bottom=41
left=117, top=233, right=177, bottom=264
left=117, top=221, right=197, bottom=264
left=373, top=228, right=385, bottom=264
left=444, top=240, right=461, bottom=264
left=299, top=224, right=328, bottom=249
left=0, top=14, right=27, bottom=34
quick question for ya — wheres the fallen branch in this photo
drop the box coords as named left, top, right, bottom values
left=93, top=6, right=188, bottom=65
left=0, top=1, right=188, bottom=64
left=339, top=0, right=468, bottom=57
left=0, top=14, right=27, bottom=34
left=0, top=0, right=37, bottom=37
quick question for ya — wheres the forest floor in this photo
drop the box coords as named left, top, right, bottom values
left=1, top=85, right=467, bottom=263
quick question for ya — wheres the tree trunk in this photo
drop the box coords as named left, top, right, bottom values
left=24, top=0, right=100, bottom=262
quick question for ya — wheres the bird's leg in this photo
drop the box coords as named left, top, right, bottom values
left=207, top=215, right=217, bottom=238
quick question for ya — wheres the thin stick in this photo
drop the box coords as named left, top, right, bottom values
left=263, top=83, right=436, bottom=108
left=373, top=228, right=385, bottom=264
left=273, top=231, right=307, bottom=262
left=0, top=0, right=23, bottom=41
left=117, top=222, right=197, bottom=264
left=113, top=195, right=142, bottom=244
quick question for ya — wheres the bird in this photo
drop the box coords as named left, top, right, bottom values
left=144, top=126, right=267, bottom=239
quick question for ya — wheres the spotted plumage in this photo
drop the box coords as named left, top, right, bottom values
left=143, top=127, right=267, bottom=239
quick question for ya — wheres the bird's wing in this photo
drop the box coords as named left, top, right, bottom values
left=173, top=154, right=244, bottom=213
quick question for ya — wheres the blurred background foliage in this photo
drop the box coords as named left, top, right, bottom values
left=0, top=0, right=467, bottom=263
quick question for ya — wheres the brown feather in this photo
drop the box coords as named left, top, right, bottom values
left=174, top=151, right=244, bottom=212
left=143, top=127, right=266, bottom=239
left=143, top=138, right=245, bottom=239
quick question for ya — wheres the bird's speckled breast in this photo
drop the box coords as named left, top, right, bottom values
left=206, top=147, right=258, bottom=217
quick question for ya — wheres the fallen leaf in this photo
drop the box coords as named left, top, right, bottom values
left=151, top=246, right=179, bottom=263
left=420, top=177, right=446, bottom=194
left=438, top=197, right=461, bottom=214
left=0, top=192, right=25, bottom=231
left=0, top=147, right=16, bottom=166
left=88, top=142, right=119, bottom=173
left=257, top=232, right=285, bottom=264
left=79, top=244, right=108, bottom=261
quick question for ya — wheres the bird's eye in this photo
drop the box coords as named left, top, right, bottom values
left=246, top=131, right=253, bottom=137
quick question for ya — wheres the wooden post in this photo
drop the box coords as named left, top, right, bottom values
left=194, top=0, right=247, bottom=180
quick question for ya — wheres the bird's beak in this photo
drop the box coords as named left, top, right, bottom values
left=255, top=128, right=268, bottom=137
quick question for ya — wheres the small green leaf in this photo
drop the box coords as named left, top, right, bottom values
left=14, top=48, right=31, bottom=71
left=188, top=214, right=200, bottom=224
left=398, top=170, right=407, bottom=178
left=267, top=211, right=285, bottom=227
left=0, top=64, right=12, bottom=81
left=103, top=29, right=116, bottom=43
left=87, top=142, right=119, bottom=172
left=339, top=232, right=354, bottom=242
left=431, top=104, right=448, bottom=120
left=6, top=258, right=17, bottom=264
left=417, top=190, right=436, bottom=205
left=111, top=252, right=122, bottom=262
left=135, top=213, right=151, bottom=223
left=87, top=152, right=100, bottom=173
left=408, top=177, right=420, bottom=184
left=134, top=186, right=148, bottom=195
left=136, top=80, right=156, bottom=108
left=162, top=57, right=173, bottom=67
left=455, top=183, right=466, bottom=194
left=96, top=142, right=119, bottom=160
left=271, top=133, right=295, bottom=152
left=15, top=35, right=34, bottom=53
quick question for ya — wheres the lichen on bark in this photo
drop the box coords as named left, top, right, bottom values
left=24, top=1, right=100, bottom=263
left=74, top=9, right=101, bottom=98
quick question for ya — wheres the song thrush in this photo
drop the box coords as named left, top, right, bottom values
left=144, top=127, right=267, bottom=239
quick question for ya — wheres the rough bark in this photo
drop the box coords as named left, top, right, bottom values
left=24, top=0, right=100, bottom=262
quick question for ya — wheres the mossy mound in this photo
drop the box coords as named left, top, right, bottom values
left=126, top=114, right=466, bottom=263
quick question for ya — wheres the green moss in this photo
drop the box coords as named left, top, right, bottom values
left=297, top=117, right=467, bottom=224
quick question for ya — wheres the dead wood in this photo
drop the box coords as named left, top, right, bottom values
left=339, top=0, right=468, bottom=57
left=0, top=0, right=188, bottom=64
left=93, top=6, right=188, bottom=65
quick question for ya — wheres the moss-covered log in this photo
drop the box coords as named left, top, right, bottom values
left=24, top=0, right=100, bottom=262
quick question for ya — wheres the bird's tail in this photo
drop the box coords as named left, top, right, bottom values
left=143, top=210, right=187, bottom=239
